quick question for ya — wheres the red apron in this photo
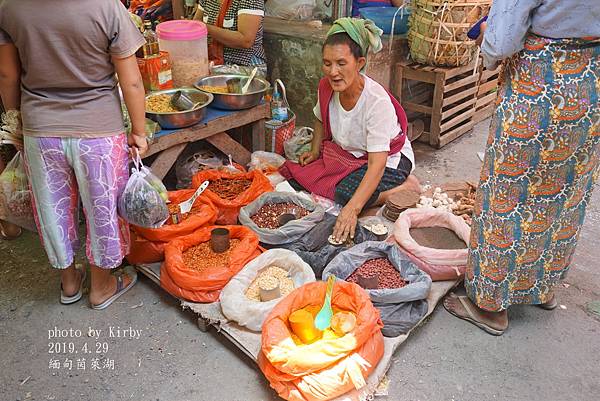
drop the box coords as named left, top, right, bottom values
left=279, top=78, right=408, bottom=200
left=208, top=0, right=233, bottom=65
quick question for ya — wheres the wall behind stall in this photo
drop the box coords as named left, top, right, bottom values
left=264, top=17, right=410, bottom=127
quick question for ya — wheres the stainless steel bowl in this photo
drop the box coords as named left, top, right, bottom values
left=145, top=88, right=213, bottom=130
left=195, top=74, right=270, bottom=110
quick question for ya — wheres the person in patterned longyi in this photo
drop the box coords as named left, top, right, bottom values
left=444, top=0, right=600, bottom=335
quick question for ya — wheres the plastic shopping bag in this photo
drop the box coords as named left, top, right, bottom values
left=220, top=249, right=315, bottom=331
left=0, top=152, right=36, bottom=231
left=284, top=127, right=313, bottom=163
left=118, top=154, right=169, bottom=228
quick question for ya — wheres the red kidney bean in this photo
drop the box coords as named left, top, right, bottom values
left=346, top=258, right=407, bottom=289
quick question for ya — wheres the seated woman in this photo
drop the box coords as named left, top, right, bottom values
left=173, top=0, right=266, bottom=75
left=280, top=18, right=419, bottom=243
left=352, top=0, right=405, bottom=17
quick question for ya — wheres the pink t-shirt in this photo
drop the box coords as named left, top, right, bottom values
left=0, top=0, right=145, bottom=137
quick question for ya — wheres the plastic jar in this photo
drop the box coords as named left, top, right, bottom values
left=157, top=20, right=209, bottom=87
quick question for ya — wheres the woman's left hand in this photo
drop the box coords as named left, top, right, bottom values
left=333, top=205, right=359, bottom=243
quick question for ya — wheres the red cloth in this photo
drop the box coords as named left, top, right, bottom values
left=279, top=78, right=408, bottom=200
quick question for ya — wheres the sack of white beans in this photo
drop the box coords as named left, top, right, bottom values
left=220, top=249, right=315, bottom=332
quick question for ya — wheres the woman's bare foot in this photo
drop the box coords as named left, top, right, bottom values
left=444, top=293, right=508, bottom=335
left=61, top=265, right=84, bottom=297
left=377, top=175, right=422, bottom=205
left=89, top=265, right=134, bottom=307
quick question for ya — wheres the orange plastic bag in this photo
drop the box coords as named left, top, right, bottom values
left=161, top=225, right=261, bottom=303
left=125, top=190, right=217, bottom=264
left=126, top=230, right=165, bottom=265
left=191, top=169, right=273, bottom=225
left=259, top=281, right=385, bottom=401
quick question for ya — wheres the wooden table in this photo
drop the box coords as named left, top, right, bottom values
left=144, top=103, right=271, bottom=179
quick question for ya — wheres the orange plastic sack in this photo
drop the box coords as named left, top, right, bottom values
left=126, top=230, right=166, bottom=265
left=259, top=281, right=385, bottom=401
left=161, top=225, right=261, bottom=303
left=191, top=169, right=273, bottom=224
left=125, top=190, right=218, bottom=264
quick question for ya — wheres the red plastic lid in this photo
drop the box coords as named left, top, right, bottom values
left=157, top=20, right=208, bottom=41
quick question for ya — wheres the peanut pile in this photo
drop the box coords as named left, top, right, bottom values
left=182, top=239, right=240, bottom=272
left=346, top=258, right=407, bottom=289
left=245, top=265, right=295, bottom=301
left=250, top=202, right=310, bottom=229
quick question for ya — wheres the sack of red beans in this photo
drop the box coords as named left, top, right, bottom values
left=238, top=191, right=325, bottom=245
left=322, top=241, right=432, bottom=337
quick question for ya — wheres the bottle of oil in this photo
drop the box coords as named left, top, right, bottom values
left=137, top=19, right=160, bottom=58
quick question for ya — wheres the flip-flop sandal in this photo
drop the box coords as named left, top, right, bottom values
left=60, top=267, right=87, bottom=305
left=90, top=267, right=138, bottom=311
left=443, top=293, right=506, bottom=336
left=537, top=296, right=558, bottom=310
left=0, top=224, right=22, bottom=240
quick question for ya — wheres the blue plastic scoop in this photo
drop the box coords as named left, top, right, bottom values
left=314, top=275, right=335, bottom=331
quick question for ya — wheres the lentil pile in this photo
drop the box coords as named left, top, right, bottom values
left=346, top=258, right=407, bottom=289
left=182, top=239, right=240, bottom=272
left=250, top=202, right=310, bottom=229
left=245, top=266, right=295, bottom=301
left=208, top=178, right=252, bottom=200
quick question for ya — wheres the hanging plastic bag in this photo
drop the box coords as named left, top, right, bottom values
left=258, top=280, right=384, bottom=401
left=266, top=0, right=316, bottom=21
left=220, top=249, right=315, bottom=331
left=118, top=153, right=169, bottom=228
left=284, top=127, right=313, bottom=163
left=161, top=225, right=261, bottom=303
left=126, top=189, right=218, bottom=265
left=323, top=241, right=431, bottom=337
left=239, top=192, right=325, bottom=245
left=191, top=169, right=273, bottom=225
left=0, top=152, right=36, bottom=232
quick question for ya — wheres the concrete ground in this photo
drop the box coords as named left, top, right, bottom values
left=1, top=120, right=599, bottom=401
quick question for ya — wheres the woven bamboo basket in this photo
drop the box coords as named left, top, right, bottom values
left=409, top=0, right=491, bottom=67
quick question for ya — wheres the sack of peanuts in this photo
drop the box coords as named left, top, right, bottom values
left=126, top=189, right=218, bottom=265
left=191, top=169, right=273, bottom=225
left=238, top=192, right=325, bottom=245
left=220, top=249, right=315, bottom=331
left=258, top=280, right=384, bottom=401
left=322, top=241, right=431, bottom=337
left=161, top=225, right=261, bottom=303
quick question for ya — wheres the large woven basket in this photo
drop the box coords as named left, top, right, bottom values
left=409, top=0, right=491, bottom=67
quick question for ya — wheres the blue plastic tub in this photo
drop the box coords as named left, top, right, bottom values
left=359, top=7, right=411, bottom=35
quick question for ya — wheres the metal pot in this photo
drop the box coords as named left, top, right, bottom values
left=145, top=88, right=213, bottom=130
left=195, top=74, right=270, bottom=110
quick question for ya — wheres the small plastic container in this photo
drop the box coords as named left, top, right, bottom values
left=157, top=20, right=209, bottom=87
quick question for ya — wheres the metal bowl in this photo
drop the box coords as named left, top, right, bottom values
left=145, top=88, right=213, bottom=130
left=195, top=74, right=270, bottom=110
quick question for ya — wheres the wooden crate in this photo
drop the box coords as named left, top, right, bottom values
left=394, top=60, right=480, bottom=148
left=474, top=61, right=501, bottom=123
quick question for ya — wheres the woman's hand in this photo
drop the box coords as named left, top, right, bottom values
left=128, top=132, right=148, bottom=158
left=476, top=21, right=487, bottom=46
left=333, top=204, right=360, bottom=243
left=299, top=149, right=319, bottom=166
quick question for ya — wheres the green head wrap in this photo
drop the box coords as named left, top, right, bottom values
left=326, top=17, right=383, bottom=72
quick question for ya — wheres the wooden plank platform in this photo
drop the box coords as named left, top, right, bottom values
left=135, top=262, right=458, bottom=401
